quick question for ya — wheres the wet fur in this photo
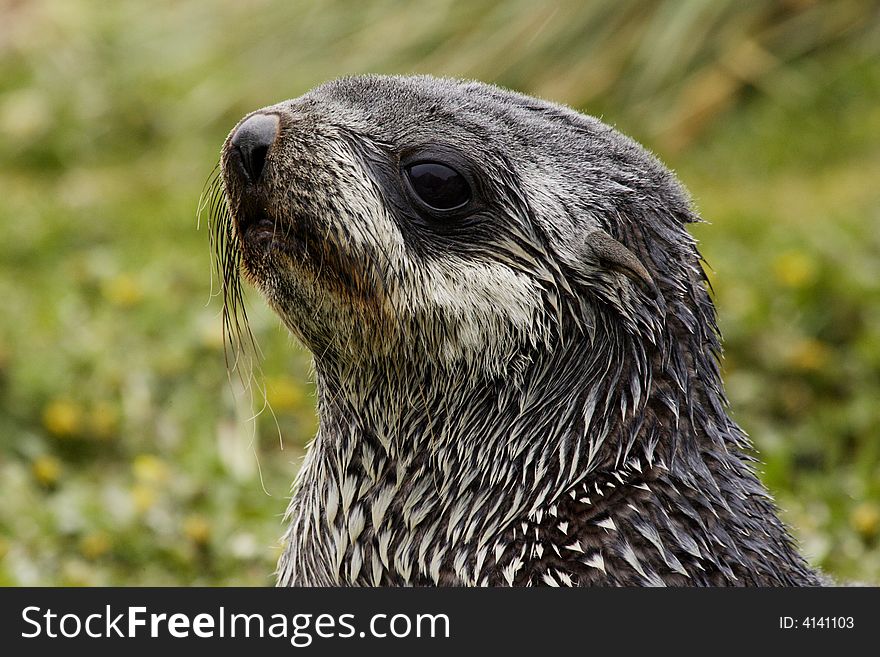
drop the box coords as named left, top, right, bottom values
left=210, top=75, right=822, bottom=586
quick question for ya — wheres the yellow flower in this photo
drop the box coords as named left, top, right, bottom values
left=43, top=399, right=83, bottom=437
left=80, top=532, right=111, bottom=560
left=183, top=515, right=211, bottom=545
left=32, top=455, right=62, bottom=486
left=851, top=503, right=880, bottom=539
left=773, top=250, right=817, bottom=288
left=132, top=454, right=170, bottom=484
left=788, top=338, right=830, bottom=371
left=131, top=484, right=157, bottom=513
left=88, top=402, right=119, bottom=440
left=102, top=274, right=143, bottom=308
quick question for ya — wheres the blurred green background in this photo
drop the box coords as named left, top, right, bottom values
left=0, top=0, right=878, bottom=586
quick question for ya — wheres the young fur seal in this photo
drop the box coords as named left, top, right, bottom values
left=212, top=75, right=823, bottom=586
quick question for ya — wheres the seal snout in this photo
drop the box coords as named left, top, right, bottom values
left=230, top=113, right=280, bottom=183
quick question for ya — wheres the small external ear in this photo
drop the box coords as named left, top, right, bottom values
left=582, top=229, right=654, bottom=292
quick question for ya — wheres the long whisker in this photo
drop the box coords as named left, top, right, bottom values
left=199, top=164, right=261, bottom=383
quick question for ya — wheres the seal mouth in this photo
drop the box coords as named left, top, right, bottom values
left=237, top=209, right=279, bottom=243
left=233, top=199, right=320, bottom=274
left=222, top=186, right=274, bottom=248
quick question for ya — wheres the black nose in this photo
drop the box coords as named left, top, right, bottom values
left=231, top=113, right=279, bottom=182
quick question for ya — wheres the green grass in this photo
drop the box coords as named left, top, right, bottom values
left=0, top=0, right=878, bottom=585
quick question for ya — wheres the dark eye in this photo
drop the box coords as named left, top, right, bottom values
left=404, top=161, right=471, bottom=211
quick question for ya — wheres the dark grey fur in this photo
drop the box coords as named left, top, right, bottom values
left=213, top=75, right=823, bottom=586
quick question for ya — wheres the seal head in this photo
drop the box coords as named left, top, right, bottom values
left=215, top=75, right=821, bottom=586
left=220, top=75, right=673, bottom=377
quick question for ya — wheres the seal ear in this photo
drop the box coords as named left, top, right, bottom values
left=581, top=229, right=654, bottom=293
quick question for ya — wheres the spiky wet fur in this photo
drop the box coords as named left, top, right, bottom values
left=212, top=75, right=822, bottom=586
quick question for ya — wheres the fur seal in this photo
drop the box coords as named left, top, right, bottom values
left=211, top=75, right=823, bottom=586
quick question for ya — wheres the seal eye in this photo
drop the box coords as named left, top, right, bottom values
left=404, top=162, right=471, bottom=211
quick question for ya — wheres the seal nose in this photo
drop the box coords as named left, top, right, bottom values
left=231, top=113, right=279, bottom=183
